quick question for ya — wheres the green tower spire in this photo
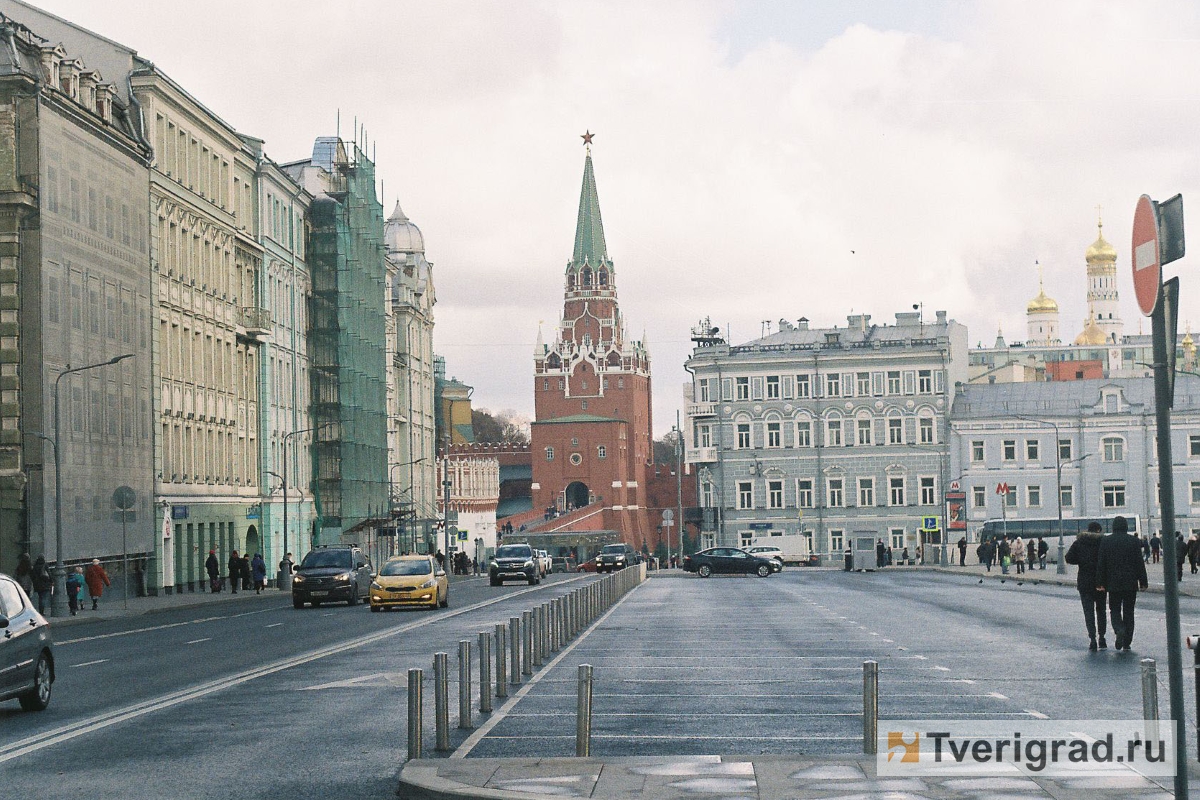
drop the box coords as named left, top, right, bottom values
left=571, top=151, right=608, bottom=267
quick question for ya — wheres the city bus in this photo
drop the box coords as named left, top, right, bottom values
left=978, top=515, right=1142, bottom=563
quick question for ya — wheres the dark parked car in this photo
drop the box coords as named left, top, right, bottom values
left=292, top=545, right=373, bottom=608
left=0, top=572, right=54, bottom=710
left=596, top=543, right=639, bottom=573
left=684, top=547, right=776, bottom=578
left=551, top=556, right=576, bottom=573
left=490, top=543, right=540, bottom=586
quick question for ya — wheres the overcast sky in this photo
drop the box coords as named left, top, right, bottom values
left=29, top=0, right=1200, bottom=435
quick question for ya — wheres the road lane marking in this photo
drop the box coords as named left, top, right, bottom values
left=70, top=659, right=109, bottom=668
left=0, top=577, right=583, bottom=764
left=1025, top=709, right=1050, bottom=719
left=186, top=638, right=211, bottom=645
left=57, top=605, right=279, bottom=645
left=265, top=623, right=283, bottom=628
left=989, top=692, right=1009, bottom=700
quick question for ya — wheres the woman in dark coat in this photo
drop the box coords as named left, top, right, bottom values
left=205, top=550, right=221, bottom=593
left=31, top=555, right=52, bottom=614
left=1065, top=522, right=1108, bottom=651
left=240, top=553, right=252, bottom=591
left=228, top=550, right=241, bottom=594
left=251, top=553, right=267, bottom=594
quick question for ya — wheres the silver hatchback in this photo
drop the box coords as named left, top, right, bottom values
left=0, top=572, right=54, bottom=710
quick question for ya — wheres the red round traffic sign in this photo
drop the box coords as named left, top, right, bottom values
left=1132, top=194, right=1161, bottom=316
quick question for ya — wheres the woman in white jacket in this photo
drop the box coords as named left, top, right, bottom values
left=1011, top=536, right=1027, bottom=575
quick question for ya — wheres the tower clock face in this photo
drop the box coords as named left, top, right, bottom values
left=570, top=453, right=583, bottom=465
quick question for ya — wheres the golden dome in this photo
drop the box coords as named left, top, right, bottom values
left=1073, top=313, right=1107, bottom=346
left=1026, top=284, right=1058, bottom=315
left=1184, top=326, right=1195, bottom=350
left=1086, top=222, right=1117, bottom=263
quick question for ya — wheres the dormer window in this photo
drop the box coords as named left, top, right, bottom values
left=581, top=267, right=592, bottom=287
left=567, top=272, right=575, bottom=289
left=1104, top=393, right=1118, bottom=413
left=597, top=269, right=608, bottom=286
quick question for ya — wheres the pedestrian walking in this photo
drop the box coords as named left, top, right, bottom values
left=228, top=550, right=241, bottom=594
left=998, top=537, right=1011, bottom=574
left=901, top=546, right=910, bottom=564
left=1037, top=537, right=1048, bottom=570
left=31, top=555, right=52, bottom=614
left=1011, top=536, right=1026, bottom=574
left=251, top=553, right=267, bottom=593
left=278, top=552, right=294, bottom=579
left=1141, top=536, right=1151, bottom=563
left=886, top=545, right=893, bottom=566
left=1096, top=515, right=1148, bottom=651
left=84, top=558, right=111, bottom=611
left=976, top=541, right=989, bottom=571
left=434, top=550, right=445, bottom=570
left=13, top=552, right=32, bottom=596
left=66, top=566, right=83, bottom=615
left=240, top=552, right=252, bottom=591
left=1188, top=532, right=1200, bottom=575
left=958, top=536, right=968, bottom=566
left=1065, top=521, right=1108, bottom=651
left=205, top=550, right=221, bottom=593
left=1176, top=531, right=1187, bottom=583
left=1150, top=533, right=1161, bottom=564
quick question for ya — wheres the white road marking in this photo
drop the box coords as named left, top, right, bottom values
left=0, top=578, right=578, bottom=764
left=57, top=605, right=279, bottom=646
left=933, top=666, right=951, bottom=672
left=1025, top=709, right=1050, bottom=719
left=185, top=638, right=211, bottom=645
left=321, top=613, right=334, bottom=617
left=70, top=659, right=109, bottom=668
left=989, top=691, right=1009, bottom=700
left=883, top=639, right=894, bottom=643
left=265, top=623, right=283, bottom=628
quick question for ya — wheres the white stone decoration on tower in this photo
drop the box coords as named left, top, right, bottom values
left=1026, top=263, right=1060, bottom=346
left=1083, top=216, right=1122, bottom=343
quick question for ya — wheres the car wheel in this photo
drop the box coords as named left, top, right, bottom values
left=698, top=564, right=712, bottom=578
left=756, top=564, right=771, bottom=578
left=440, top=590, right=449, bottom=608
left=311, top=601, right=321, bottom=608
left=490, top=578, right=500, bottom=587
left=347, top=584, right=359, bottom=606
left=370, top=605, right=381, bottom=613
left=528, top=575, right=536, bottom=585
left=19, top=652, right=52, bottom=711
left=293, top=598, right=304, bottom=609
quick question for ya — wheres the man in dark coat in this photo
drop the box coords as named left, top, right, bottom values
left=876, top=540, right=886, bottom=569
left=228, top=550, right=241, bottom=594
left=957, top=537, right=968, bottom=566
left=240, top=553, right=252, bottom=591
left=1065, top=522, right=1107, bottom=650
left=1096, top=516, right=1149, bottom=651
left=1176, top=532, right=1187, bottom=582
left=205, top=550, right=221, bottom=593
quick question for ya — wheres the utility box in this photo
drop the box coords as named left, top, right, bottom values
left=853, top=536, right=877, bottom=572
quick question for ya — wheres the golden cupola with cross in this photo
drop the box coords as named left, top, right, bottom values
left=1081, top=212, right=1122, bottom=344
left=1026, top=263, right=1060, bottom=345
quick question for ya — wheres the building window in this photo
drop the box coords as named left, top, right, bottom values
left=1005, top=488, right=1018, bottom=508
left=1103, top=483, right=1126, bottom=508
left=1191, top=434, right=1200, bottom=457
left=871, top=372, right=884, bottom=395
left=973, top=486, right=986, bottom=508
left=796, top=375, right=810, bottom=398
left=827, top=478, right=844, bottom=508
left=918, top=369, right=933, bottom=394
left=696, top=424, right=712, bottom=448
left=858, top=477, right=874, bottom=507
left=738, top=481, right=753, bottom=509
left=1105, top=394, right=1118, bottom=413
left=766, top=422, right=782, bottom=448
left=971, top=441, right=984, bottom=462
left=768, top=480, right=783, bottom=509
left=918, top=417, right=934, bottom=444
left=891, top=528, right=905, bottom=549
left=826, top=374, right=841, bottom=397
left=1026, top=439, right=1039, bottom=460
left=545, top=447, right=554, bottom=461
left=597, top=445, right=606, bottom=459
left=1059, top=439, right=1072, bottom=461
left=826, top=418, right=842, bottom=446
left=889, top=476, right=905, bottom=506
left=1102, top=437, right=1124, bottom=462
left=1027, top=485, right=1041, bottom=508
left=740, top=530, right=753, bottom=547
left=1002, top=440, right=1016, bottom=461
left=569, top=452, right=583, bottom=465
left=571, top=437, right=579, bottom=446
left=1060, top=485, right=1074, bottom=508
left=856, top=372, right=871, bottom=396
left=857, top=418, right=872, bottom=445
left=581, top=400, right=588, bottom=410
left=737, top=423, right=751, bottom=449
left=830, top=530, right=844, bottom=552
left=919, top=476, right=936, bottom=506
left=795, top=421, right=811, bottom=447
left=888, top=417, right=903, bottom=445
left=735, top=377, right=749, bottom=400
left=700, top=478, right=716, bottom=507
left=887, top=371, right=901, bottom=394
left=697, top=378, right=711, bottom=402
left=797, top=480, right=813, bottom=508
left=766, top=376, right=780, bottom=399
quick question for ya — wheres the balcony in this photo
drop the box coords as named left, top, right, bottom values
left=239, top=306, right=272, bottom=341
left=687, top=401, right=718, bottom=418
left=686, top=446, right=717, bottom=464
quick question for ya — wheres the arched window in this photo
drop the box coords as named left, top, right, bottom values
left=597, top=269, right=608, bottom=286
left=581, top=268, right=592, bottom=286
left=567, top=272, right=576, bottom=289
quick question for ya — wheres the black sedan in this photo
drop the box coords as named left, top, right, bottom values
left=683, top=547, right=776, bottom=578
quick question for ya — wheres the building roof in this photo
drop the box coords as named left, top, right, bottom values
left=952, top=375, right=1200, bottom=418
left=571, top=152, right=608, bottom=268
left=385, top=200, right=425, bottom=254
left=718, top=312, right=953, bottom=354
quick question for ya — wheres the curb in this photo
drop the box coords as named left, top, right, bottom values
left=927, top=565, right=1200, bottom=598
left=46, top=589, right=287, bottom=628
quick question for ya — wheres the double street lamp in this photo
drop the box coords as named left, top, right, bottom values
left=1012, top=415, right=1092, bottom=575
left=389, top=458, right=425, bottom=555
left=281, top=423, right=334, bottom=588
left=46, top=354, right=134, bottom=617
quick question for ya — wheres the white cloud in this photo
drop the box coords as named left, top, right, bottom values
left=27, top=0, right=1200, bottom=430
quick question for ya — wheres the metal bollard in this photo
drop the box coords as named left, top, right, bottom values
left=458, top=640, right=473, bottom=729
left=550, top=599, right=560, bottom=651
left=510, top=616, right=522, bottom=684
left=577, top=663, right=593, bottom=757
left=1141, top=657, right=1160, bottom=743
left=531, top=607, right=543, bottom=668
left=496, top=622, right=508, bottom=698
left=541, top=602, right=551, bottom=657
left=568, top=591, right=577, bottom=638
left=407, top=668, right=423, bottom=761
left=479, top=631, right=493, bottom=713
left=863, top=660, right=878, bottom=755
left=523, top=610, right=534, bottom=675
left=434, top=652, right=450, bottom=750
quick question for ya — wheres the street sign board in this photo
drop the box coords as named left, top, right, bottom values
left=112, top=485, right=136, bottom=510
left=922, top=516, right=939, bottom=531
left=662, top=509, right=674, bottom=522
left=1133, top=194, right=1162, bottom=316
left=995, top=483, right=1009, bottom=495
left=949, top=480, right=961, bottom=491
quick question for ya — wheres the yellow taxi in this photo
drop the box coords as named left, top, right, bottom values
left=369, top=555, right=448, bottom=611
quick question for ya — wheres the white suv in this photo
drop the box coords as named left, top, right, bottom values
left=536, top=549, right=552, bottom=577
left=744, top=546, right=785, bottom=571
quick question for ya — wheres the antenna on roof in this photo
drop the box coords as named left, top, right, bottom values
left=336, top=108, right=340, bottom=141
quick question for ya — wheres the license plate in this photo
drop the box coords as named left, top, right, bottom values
left=311, top=591, right=328, bottom=597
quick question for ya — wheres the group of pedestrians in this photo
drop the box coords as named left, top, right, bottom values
left=1065, top=516, right=1147, bottom=652
left=974, top=535, right=1049, bottom=574
left=14, top=553, right=112, bottom=615
left=204, top=550, right=268, bottom=594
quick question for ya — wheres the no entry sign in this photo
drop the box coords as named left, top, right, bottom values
left=1132, top=194, right=1162, bottom=316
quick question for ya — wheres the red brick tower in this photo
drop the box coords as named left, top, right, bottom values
left=531, top=137, right=653, bottom=547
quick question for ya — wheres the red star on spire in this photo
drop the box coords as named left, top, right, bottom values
left=581, top=130, right=595, bottom=146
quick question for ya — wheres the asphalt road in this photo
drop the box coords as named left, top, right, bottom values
left=6, top=567, right=1200, bottom=799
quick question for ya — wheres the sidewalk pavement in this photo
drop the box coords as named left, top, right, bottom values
left=914, top=558, right=1200, bottom=599
left=398, top=755, right=1190, bottom=800
left=44, top=582, right=289, bottom=628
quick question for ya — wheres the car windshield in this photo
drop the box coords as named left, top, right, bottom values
left=300, top=550, right=353, bottom=569
left=380, top=559, right=432, bottom=577
left=495, top=545, right=531, bottom=559
left=601, top=545, right=625, bottom=554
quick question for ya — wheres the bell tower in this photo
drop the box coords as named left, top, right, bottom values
left=531, top=133, right=653, bottom=547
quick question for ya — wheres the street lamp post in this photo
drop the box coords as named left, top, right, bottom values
left=1013, top=415, right=1077, bottom=575
left=388, top=458, right=424, bottom=556
left=49, top=354, right=134, bottom=618
left=281, top=424, right=333, bottom=588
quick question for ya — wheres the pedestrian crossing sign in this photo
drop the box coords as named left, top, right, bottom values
left=922, top=516, right=938, bottom=531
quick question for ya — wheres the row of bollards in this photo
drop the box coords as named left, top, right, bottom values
left=405, top=562, right=646, bottom=759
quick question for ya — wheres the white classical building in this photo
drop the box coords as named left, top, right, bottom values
left=440, top=447, right=500, bottom=565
